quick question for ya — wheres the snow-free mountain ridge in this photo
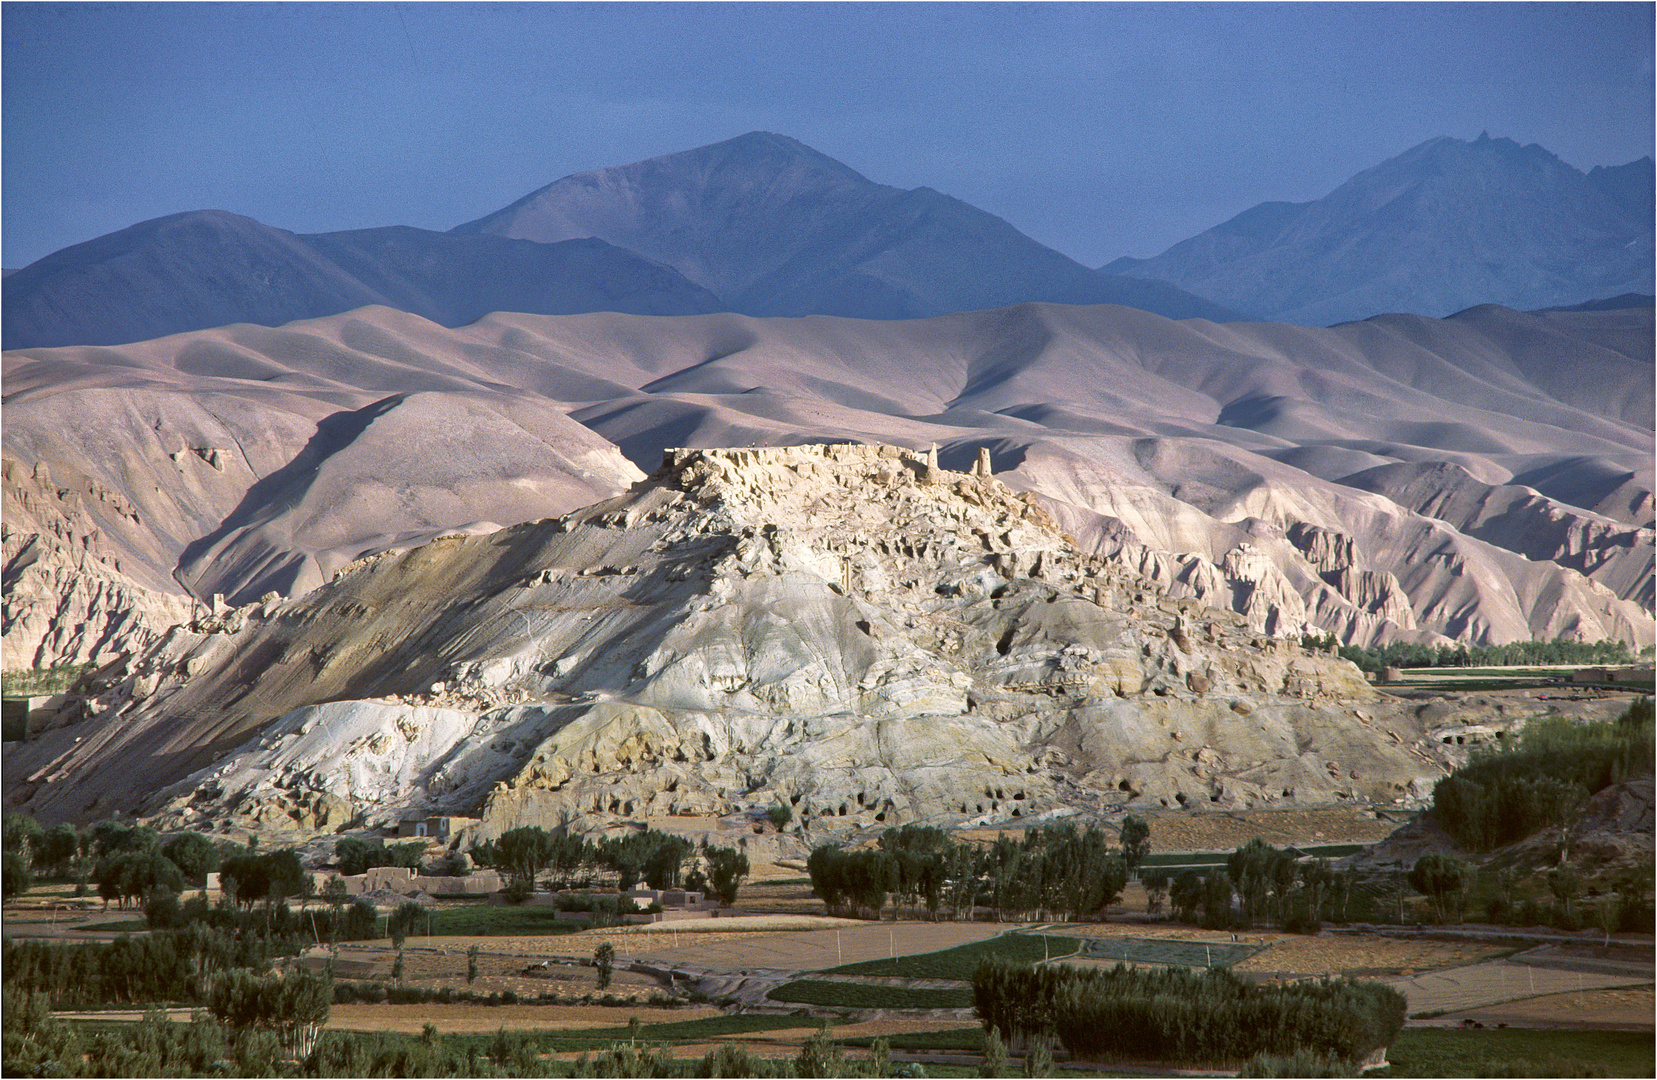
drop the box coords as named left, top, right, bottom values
left=1107, top=134, right=1655, bottom=325
left=1, top=211, right=722, bottom=350
left=5, top=300, right=1650, bottom=678
left=454, top=131, right=1244, bottom=322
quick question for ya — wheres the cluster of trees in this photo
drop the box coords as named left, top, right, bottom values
left=1430, top=697, right=1653, bottom=851
left=334, top=837, right=428, bottom=876
left=4, top=929, right=271, bottom=1009
left=4, top=994, right=914, bottom=1078
left=469, top=825, right=750, bottom=904
left=219, top=849, right=309, bottom=908
left=205, top=967, right=332, bottom=1060
left=972, top=960, right=1406, bottom=1069
left=6, top=974, right=333, bottom=1078
left=1, top=815, right=236, bottom=906
left=1153, top=841, right=1357, bottom=933
left=1329, top=636, right=1636, bottom=674
left=808, top=820, right=1148, bottom=922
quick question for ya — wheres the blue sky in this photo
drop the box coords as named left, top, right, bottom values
left=4, top=2, right=1652, bottom=269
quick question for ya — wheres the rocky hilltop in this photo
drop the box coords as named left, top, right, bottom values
left=9, top=444, right=1617, bottom=842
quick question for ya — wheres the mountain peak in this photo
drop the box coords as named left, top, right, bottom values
left=455, top=134, right=1240, bottom=321
left=1101, top=133, right=1653, bottom=324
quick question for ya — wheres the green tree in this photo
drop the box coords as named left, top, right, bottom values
left=160, top=832, right=220, bottom=886
left=1119, top=815, right=1151, bottom=872
left=3, top=850, right=32, bottom=898
left=705, top=844, right=750, bottom=907
left=1025, top=1032, right=1057, bottom=1077
left=1143, top=869, right=1171, bottom=916
left=1548, top=863, right=1583, bottom=923
left=335, top=837, right=425, bottom=876
left=206, top=967, right=330, bottom=1060
left=2, top=813, right=42, bottom=859
left=981, top=1025, right=1011, bottom=1077
left=765, top=803, right=794, bottom=832
left=795, top=1023, right=845, bottom=1078
left=593, top=942, right=615, bottom=990
left=478, top=826, right=555, bottom=886
left=467, top=943, right=480, bottom=986
left=388, top=900, right=426, bottom=948
left=90, top=820, right=158, bottom=857
left=1409, top=853, right=1473, bottom=923
left=94, top=850, right=183, bottom=909
left=143, top=885, right=185, bottom=929
left=34, top=822, right=79, bottom=877
left=1169, top=870, right=1204, bottom=923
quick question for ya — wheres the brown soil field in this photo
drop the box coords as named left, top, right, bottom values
left=589, top=920, right=1007, bottom=972
left=731, top=880, right=828, bottom=915
left=1229, top=933, right=1506, bottom=977
left=311, top=944, right=664, bottom=1000
left=314, top=920, right=1008, bottom=991
left=1389, top=958, right=1652, bottom=1017
left=1035, top=923, right=1506, bottom=977
left=1411, top=987, right=1655, bottom=1030
left=327, top=1003, right=724, bottom=1034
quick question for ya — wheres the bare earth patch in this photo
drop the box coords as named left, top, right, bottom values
left=1230, top=933, right=1507, bottom=976
left=1389, top=959, right=1652, bottom=1018
left=1032, top=925, right=1505, bottom=977
left=1411, top=987, right=1655, bottom=1030
left=595, top=920, right=1009, bottom=973
left=327, top=1003, right=723, bottom=1034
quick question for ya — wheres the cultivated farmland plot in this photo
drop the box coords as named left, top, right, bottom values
left=1073, top=935, right=1266, bottom=968
left=1388, top=956, right=1653, bottom=1017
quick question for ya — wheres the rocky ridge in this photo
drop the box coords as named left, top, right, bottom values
left=5, top=302, right=1648, bottom=679
left=5, top=444, right=1601, bottom=842
left=1, top=456, right=194, bottom=671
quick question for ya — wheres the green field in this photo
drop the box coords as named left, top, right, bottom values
left=74, top=919, right=150, bottom=934
left=471, top=1013, right=820, bottom=1053
left=425, top=906, right=586, bottom=937
left=840, top=1027, right=984, bottom=1052
left=1075, top=935, right=1265, bottom=969
left=767, top=980, right=974, bottom=1010
left=825, top=932, right=1079, bottom=980
left=1378, top=1027, right=1655, bottom=1078
left=1139, top=842, right=1365, bottom=868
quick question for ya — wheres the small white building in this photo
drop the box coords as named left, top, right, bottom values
left=395, top=815, right=473, bottom=839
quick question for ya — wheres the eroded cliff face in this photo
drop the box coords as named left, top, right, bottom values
left=0, top=445, right=1592, bottom=838
left=1, top=456, right=195, bottom=671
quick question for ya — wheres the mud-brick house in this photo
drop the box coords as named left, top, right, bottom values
left=396, top=815, right=474, bottom=840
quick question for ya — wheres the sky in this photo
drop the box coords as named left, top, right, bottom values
left=3, top=2, right=1653, bottom=269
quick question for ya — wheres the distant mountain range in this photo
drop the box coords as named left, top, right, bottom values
left=2, top=131, right=1651, bottom=349
left=453, top=131, right=1240, bottom=322
left=1, top=211, right=722, bottom=350
left=1105, top=134, right=1654, bottom=324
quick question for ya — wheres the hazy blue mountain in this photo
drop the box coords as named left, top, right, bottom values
left=454, top=131, right=1243, bottom=322
left=1534, top=293, right=1654, bottom=313
left=2, top=211, right=721, bottom=349
left=1104, top=135, right=1655, bottom=325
